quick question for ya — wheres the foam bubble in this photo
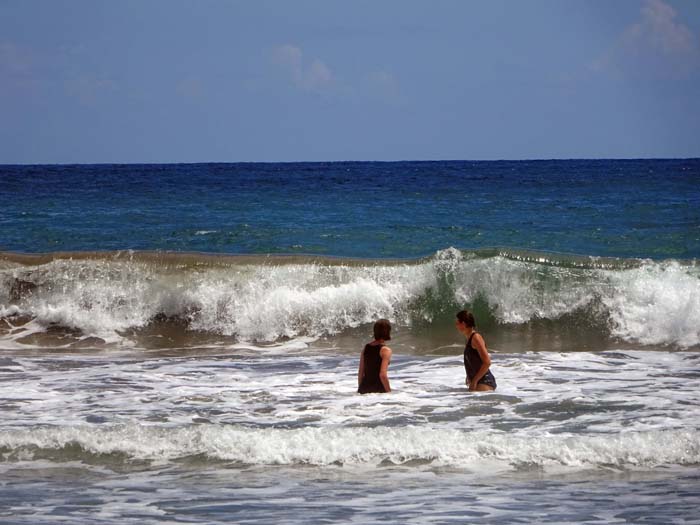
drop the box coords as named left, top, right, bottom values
left=1, top=424, right=697, bottom=469
left=2, top=250, right=699, bottom=348
left=451, top=255, right=595, bottom=323
left=604, top=261, right=700, bottom=347
left=187, top=263, right=435, bottom=340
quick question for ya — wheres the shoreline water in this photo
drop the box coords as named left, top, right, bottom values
left=2, top=348, right=699, bottom=523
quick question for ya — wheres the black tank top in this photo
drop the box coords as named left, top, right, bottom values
left=464, top=332, right=485, bottom=380
left=358, top=343, right=387, bottom=394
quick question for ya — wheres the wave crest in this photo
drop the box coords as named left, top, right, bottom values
left=1, top=249, right=699, bottom=348
left=1, top=424, right=697, bottom=469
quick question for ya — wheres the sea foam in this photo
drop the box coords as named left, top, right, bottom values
left=1, top=249, right=699, bottom=347
left=1, top=424, right=698, bottom=469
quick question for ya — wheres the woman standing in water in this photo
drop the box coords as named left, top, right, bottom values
left=358, top=319, right=392, bottom=394
left=456, top=310, right=497, bottom=391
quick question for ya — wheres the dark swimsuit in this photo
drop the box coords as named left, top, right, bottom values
left=358, top=343, right=388, bottom=394
left=464, top=332, right=497, bottom=389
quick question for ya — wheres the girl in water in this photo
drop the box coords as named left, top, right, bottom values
left=357, top=319, right=392, bottom=394
left=455, top=310, right=497, bottom=391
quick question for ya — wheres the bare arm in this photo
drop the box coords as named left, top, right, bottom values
left=469, top=334, right=491, bottom=390
left=358, top=350, right=365, bottom=388
left=379, top=346, right=392, bottom=392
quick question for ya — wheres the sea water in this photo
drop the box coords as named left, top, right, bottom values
left=1, top=159, right=699, bottom=523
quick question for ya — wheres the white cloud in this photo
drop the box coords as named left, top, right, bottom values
left=633, top=0, right=695, bottom=54
left=592, top=0, right=698, bottom=76
left=306, top=59, right=333, bottom=89
left=273, top=44, right=334, bottom=93
left=274, top=44, right=303, bottom=75
left=271, top=44, right=404, bottom=105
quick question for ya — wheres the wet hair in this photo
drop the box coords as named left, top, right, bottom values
left=373, top=319, right=392, bottom=341
left=456, top=310, right=476, bottom=328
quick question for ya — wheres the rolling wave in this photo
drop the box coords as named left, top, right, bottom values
left=1, top=424, right=697, bottom=469
left=1, top=248, right=699, bottom=348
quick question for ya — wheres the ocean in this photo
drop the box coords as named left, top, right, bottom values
left=1, top=159, right=699, bottom=523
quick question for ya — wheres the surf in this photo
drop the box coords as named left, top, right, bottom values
left=1, top=248, right=699, bottom=350
left=1, top=424, right=698, bottom=469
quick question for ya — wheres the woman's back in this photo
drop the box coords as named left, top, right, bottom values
left=358, top=343, right=387, bottom=394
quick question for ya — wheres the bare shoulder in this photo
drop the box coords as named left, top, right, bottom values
left=473, top=332, right=487, bottom=348
left=380, top=345, right=392, bottom=358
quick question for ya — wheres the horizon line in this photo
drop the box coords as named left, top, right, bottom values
left=2, top=156, right=700, bottom=167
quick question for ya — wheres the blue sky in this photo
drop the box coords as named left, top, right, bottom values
left=1, top=0, right=699, bottom=163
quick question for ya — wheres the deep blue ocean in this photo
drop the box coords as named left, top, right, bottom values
left=1, top=159, right=700, bottom=524
left=2, top=159, right=699, bottom=258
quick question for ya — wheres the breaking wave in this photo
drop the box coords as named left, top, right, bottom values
left=1, top=424, right=698, bottom=469
left=1, top=248, right=699, bottom=348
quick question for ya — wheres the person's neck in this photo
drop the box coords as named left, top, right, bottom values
left=463, top=327, right=474, bottom=338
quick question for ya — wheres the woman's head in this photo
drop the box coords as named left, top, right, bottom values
left=373, top=319, right=392, bottom=341
left=456, top=310, right=476, bottom=328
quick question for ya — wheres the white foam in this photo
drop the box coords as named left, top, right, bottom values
left=2, top=350, right=698, bottom=435
left=2, top=250, right=699, bottom=347
left=187, top=264, right=434, bottom=340
left=448, top=252, right=700, bottom=347
left=451, top=253, right=595, bottom=323
left=604, top=261, right=700, bottom=347
left=1, top=424, right=697, bottom=469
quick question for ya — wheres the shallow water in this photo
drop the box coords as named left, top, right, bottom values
left=1, top=347, right=699, bottom=522
left=3, top=463, right=699, bottom=524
